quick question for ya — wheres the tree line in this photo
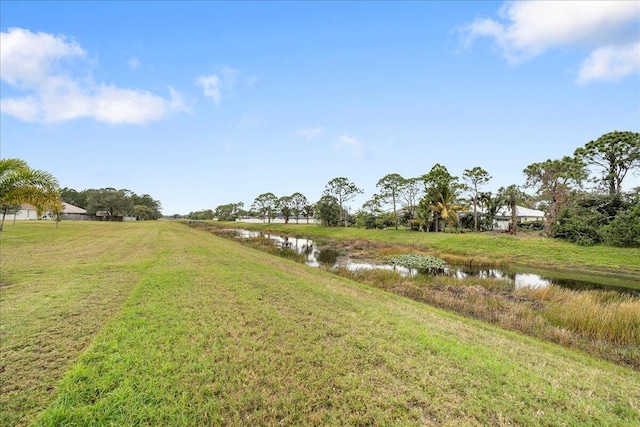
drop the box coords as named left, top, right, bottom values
left=0, top=159, right=163, bottom=230
left=208, top=131, right=639, bottom=247
left=59, top=187, right=163, bottom=220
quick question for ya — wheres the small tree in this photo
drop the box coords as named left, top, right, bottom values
left=134, top=205, right=158, bottom=220
left=429, top=186, right=464, bottom=230
left=315, top=195, right=341, bottom=226
left=50, top=199, right=64, bottom=228
left=302, top=204, right=314, bottom=224
left=322, top=177, right=363, bottom=227
left=421, top=164, right=461, bottom=232
left=86, top=188, right=134, bottom=219
left=130, top=193, right=162, bottom=219
left=397, top=177, right=423, bottom=221
left=356, top=195, right=383, bottom=229
left=524, top=156, right=586, bottom=235
left=376, top=173, right=404, bottom=229
left=497, top=185, right=525, bottom=235
left=251, top=192, right=278, bottom=223
left=463, top=167, right=491, bottom=232
left=188, top=209, right=214, bottom=220
left=276, top=196, right=293, bottom=224
left=575, top=131, right=640, bottom=195
left=0, top=158, right=60, bottom=231
left=290, top=192, right=308, bottom=224
left=214, top=202, right=245, bottom=221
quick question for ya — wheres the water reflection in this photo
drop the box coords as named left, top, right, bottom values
left=225, top=229, right=635, bottom=293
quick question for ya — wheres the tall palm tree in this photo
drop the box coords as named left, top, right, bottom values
left=497, top=185, right=525, bottom=235
left=0, top=158, right=60, bottom=231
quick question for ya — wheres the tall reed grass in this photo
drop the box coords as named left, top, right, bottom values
left=519, top=286, right=640, bottom=345
left=332, top=267, right=640, bottom=369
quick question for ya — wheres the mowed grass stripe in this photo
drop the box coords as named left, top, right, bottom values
left=16, top=221, right=637, bottom=426
left=1, top=222, right=164, bottom=427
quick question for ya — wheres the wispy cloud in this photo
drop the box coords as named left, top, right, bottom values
left=196, top=74, right=222, bottom=104
left=0, top=28, right=187, bottom=124
left=296, top=126, right=325, bottom=140
left=460, top=1, right=640, bottom=83
left=196, top=66, right=248, bottom=104
left=335, top=134, right=364, bottom=159
left=577, top=42, right=640, bottom=84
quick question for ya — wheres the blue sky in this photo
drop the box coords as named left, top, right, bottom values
left=2, top=1, right=639, bottom=215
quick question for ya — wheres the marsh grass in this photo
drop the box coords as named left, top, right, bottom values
left=521, top=286, right=640, bottom=345
left=3, top=221, right=640, bottom=426
left=331, top=266, right=640, bottom=369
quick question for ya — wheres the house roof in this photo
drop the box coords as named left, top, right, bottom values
left=61, top=202, right=86, bottom=214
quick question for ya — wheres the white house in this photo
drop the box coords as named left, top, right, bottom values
left=477, top=205, right=545, bottom=231
left=12, top=203, right=39, bottom=220
left=493, top=205, right=545, bottom=230
left=12, top=202, right=87, bottom=221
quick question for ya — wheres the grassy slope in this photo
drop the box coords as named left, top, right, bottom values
left=2, top=221, right=639, bottom=426
left=216, top=222, right=640, bottom=279
left=1, top=222, right=162, bottom=426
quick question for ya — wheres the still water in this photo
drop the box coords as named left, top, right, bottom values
left=227, top=229, right=638, bottom=293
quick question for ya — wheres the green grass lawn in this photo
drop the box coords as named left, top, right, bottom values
left=214, top=221, right=640, bottom=279
left=2, top=221, right=639, bottom=426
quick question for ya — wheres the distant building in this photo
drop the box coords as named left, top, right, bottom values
left=59, top=202, right=88, bottom=220
left=13, top=203, right=39, bottom=220
left=478, top=205, right=545, bottom=231
left=12, top=202, right=88, bottom=221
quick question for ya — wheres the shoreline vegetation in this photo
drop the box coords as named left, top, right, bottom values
left=198, top=221, right=640, bottom=369
left=2, top=221, right=639, bottom=426
left=211, top=220, right=640, bottom=282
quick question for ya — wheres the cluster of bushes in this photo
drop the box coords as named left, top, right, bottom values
left=553, top=192, right=640, bottom=247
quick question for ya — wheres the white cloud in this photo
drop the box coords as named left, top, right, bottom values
left=462, top=1, right=640, bottom=83
left=196, top=74, right=222, bottom=104
left=335, top=134, right=364, bottom=159
left=577, top=42, right=640, bottom=84
left=196, top=67, right=255, bottom=103
left=0, top=27, right=187, bottom=125
left=0, top=27, right=85, bottom=87
left=0, top=96, right=39, bottom=122
left=296, top=126, right=324, bottom=140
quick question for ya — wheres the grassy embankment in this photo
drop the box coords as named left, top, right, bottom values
left=214, top=221, right=640, bottom=282
left=206, top=222, right=640, bottom=368
left=2, top=221, right=640, bottom=426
